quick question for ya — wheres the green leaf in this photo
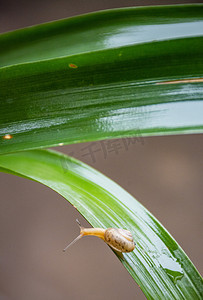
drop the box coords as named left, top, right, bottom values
left=1, top=5, right=203, bottom=154
left=1, top=5, right=203, bottom=67
left=0, top=149, right=202, bottom=299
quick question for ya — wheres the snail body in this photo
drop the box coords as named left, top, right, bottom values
left=63, top=219, right=135, bottom=253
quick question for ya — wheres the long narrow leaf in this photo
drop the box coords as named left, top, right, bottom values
left=0, top=5, right=203, bottom=154
left=1, top=5, right=203, bottom=67
left=0, top=149, right=202, bottom=299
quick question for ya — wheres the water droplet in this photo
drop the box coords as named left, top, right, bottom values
left=164, top=268, right=184, bottom=284
left=158, top=252, right=184, bottom=284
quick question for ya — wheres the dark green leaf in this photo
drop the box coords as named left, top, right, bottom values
left=0, top=5, right=203, bottom=154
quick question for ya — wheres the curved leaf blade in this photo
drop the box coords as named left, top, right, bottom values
left=1, top=5, right=203, bottom=67
left=1, top=36, right=203, bottom=154
left=0, top=149, right=202, bottom=299
left=1, top=5, right=203, bottom=155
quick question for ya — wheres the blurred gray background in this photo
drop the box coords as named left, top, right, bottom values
left=0, top=1, right=203, bottom=299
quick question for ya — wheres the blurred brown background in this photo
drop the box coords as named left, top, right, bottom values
left=0, top=1, right=203, bottom=299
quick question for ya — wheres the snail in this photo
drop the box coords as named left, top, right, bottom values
left=63, top=219, right=135, bottom=253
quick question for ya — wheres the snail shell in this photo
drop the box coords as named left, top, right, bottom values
left=104, top=228, right=135, bottom=253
